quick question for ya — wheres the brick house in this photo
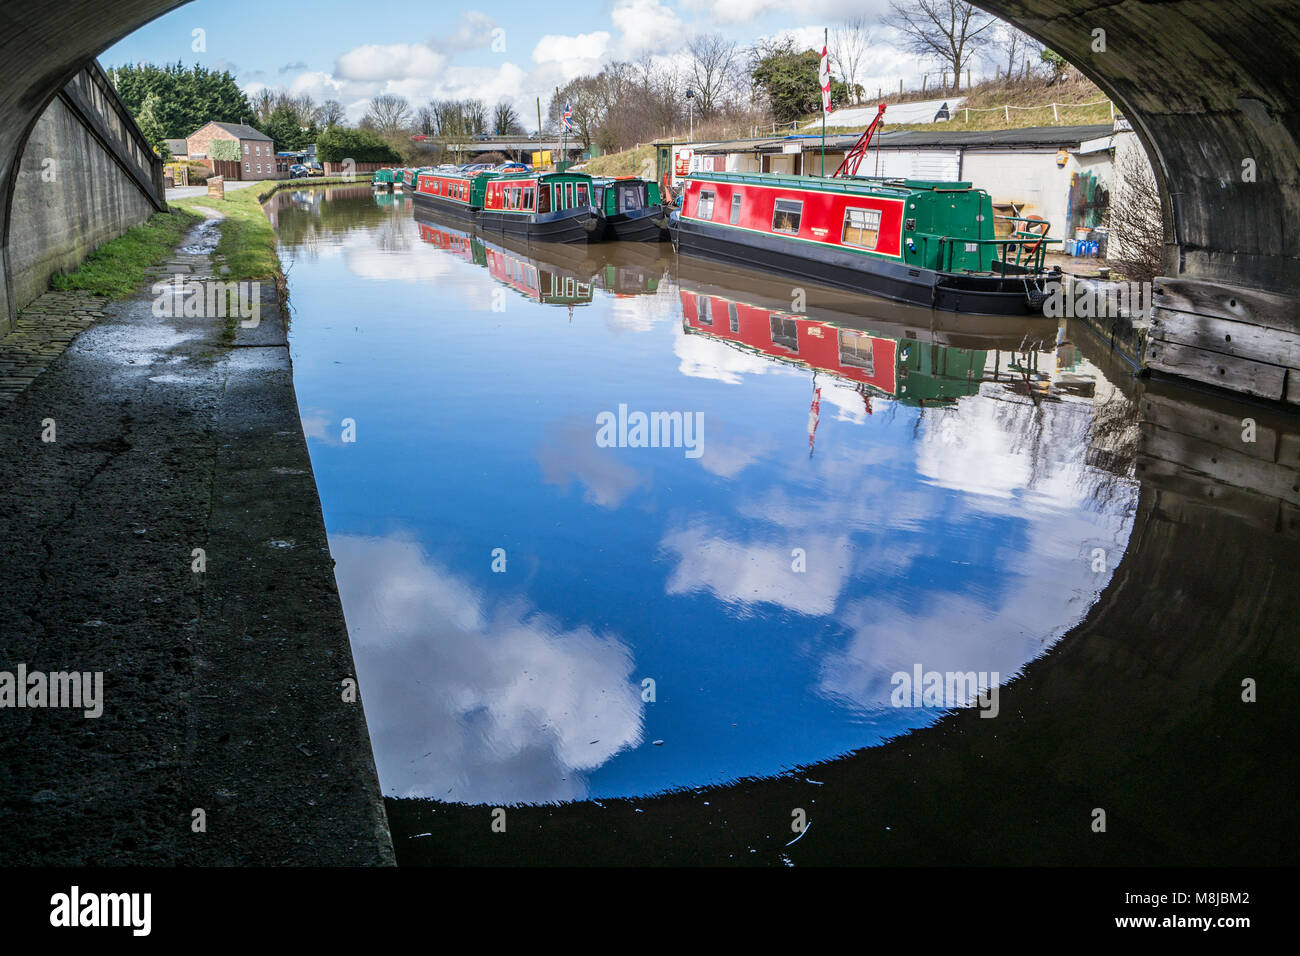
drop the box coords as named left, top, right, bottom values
left=185, top=122, right=284, bottom=180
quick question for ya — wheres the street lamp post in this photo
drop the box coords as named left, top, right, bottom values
left=685, top=89, right=696, bottom=142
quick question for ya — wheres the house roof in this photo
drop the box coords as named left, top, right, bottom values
left=191, top=121, right=272, bottom=142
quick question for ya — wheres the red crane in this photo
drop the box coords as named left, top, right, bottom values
left=830, top=103, right=887, bottom=179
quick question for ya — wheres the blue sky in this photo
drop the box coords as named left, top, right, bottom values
left=102, top=0, right=993, bottom=131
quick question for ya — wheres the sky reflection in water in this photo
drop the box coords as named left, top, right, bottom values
left=273, top=187, right=1138, bottom=804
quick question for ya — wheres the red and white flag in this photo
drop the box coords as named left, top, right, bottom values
left=819, top=43, right=833, bottom=113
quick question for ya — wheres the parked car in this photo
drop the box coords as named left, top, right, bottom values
left=288, top=164, right=311, bottom=179
left=496, top=162, right=530, bottom=173
left=306, top=162, right=325, bottom=177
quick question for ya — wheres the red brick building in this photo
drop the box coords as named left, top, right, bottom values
left=185, top=122, right=284, bottom=181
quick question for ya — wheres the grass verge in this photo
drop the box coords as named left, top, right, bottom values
left=50, top=207, right=204, bottom=297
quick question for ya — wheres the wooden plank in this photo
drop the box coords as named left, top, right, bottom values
left=1278, top=432, right=1300, bottom=471
left=1281, top=502, right=1300, bottom=540
left=1144, top=338, right=1287, bottom=400
left=1140, top=422, right=1300, bottom=504
left=1153, top=277, right=1300, bottom=334
left=1136, top=455, right=1281, bottom=531
left=1138, top=392, right=1278, bottom=462
left=1149, top=305, right=1300, bottom=368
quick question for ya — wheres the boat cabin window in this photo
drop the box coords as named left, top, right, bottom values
left=538, top=186, right=551, bottom=213
left=617, top=183, right=644, bottom=213
left=842, top=207, right=881, bottom=249
left=697, top=295, right=713, bottom=326
left=565, top=183, right=575, bottom=208
left=576, top=183, right=590, bottom=206
left=772, top=199, right=802, bottom=234
left=838, top=329, right=875, bottom=374
left=770, top=315, right=799, bottom=352
left=698, top=190, right=715, bottom=219
left=524, top=187, right=535, bottom=210
left=728, top=302, right=739, bottom=333
left=729, top=194, right=741, bottom=224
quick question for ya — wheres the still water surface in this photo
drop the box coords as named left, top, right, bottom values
left=270, top=186, right=1138, bottom=805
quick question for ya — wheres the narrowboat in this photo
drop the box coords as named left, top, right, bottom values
left=400, top=167, right=423, bottom=190
left=372, top=168, right=396, bottom=190
left=671, top=171, right=1060, bottom=315
left=412, top=168, right=498, bottom=220
left=476, top=171, right=600, bottom=243
left=592, top=176, right=670, bottom=241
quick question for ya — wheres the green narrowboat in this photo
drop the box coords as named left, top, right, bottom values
left=592, top=176, right=670, bottom=241
left=372, top=168, right=395, bottom=189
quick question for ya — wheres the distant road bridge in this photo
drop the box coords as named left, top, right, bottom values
left=2, top=0, right=1299, bottom=402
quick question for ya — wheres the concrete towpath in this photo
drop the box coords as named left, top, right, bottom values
left=0, top=217, right=394, bottom=864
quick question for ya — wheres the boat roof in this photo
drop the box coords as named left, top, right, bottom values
left=683, top=170, right=976, bottom=197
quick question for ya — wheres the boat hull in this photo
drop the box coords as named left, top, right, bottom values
left=410, top=189, right=476, bottom=221
left=599, top=205, right=670, bottom=242
left=671, top=216, right=1045, bottom=315
left=477, top=206, right=598, bottom=244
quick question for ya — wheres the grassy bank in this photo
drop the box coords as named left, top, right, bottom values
left=50, top=207, right=203, bottom=297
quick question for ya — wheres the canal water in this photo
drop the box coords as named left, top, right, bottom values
left=270, top=185, right=1140, bottom=806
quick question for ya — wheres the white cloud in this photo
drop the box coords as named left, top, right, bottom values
left=612, top=0, right=685, bottom=56
left=333, top=533, right=645, bottom=803
left=532, top=31, right=612, bottom=66
left=336, top=43, right=448, bottom=81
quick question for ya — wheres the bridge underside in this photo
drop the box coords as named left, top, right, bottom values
left=2, top=0, right=1299, bottom=396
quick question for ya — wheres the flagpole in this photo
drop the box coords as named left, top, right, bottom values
left=821, top=27, right=827, bottom=177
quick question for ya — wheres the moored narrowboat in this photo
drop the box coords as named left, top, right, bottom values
left=476, top=171, right=600, bottom=243
left=401, top=167, right=422, bottom=190
left=412, top=168, right=498, bottom=220
left=592, top=176, right=670, bottom=241
left=372, top=168, right=396, bottom=190
left=671, top=171, right=1059, bottom=315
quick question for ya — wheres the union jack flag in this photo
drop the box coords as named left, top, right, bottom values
left=562, top=102, right=576, bottom=133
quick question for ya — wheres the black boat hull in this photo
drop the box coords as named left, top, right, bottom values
left=477, top=206, right=598, bottom=244
left=410, top=190, right=476, bottom=221
left=672, top=216, right=1047, bottom=316
left=598, top=205, right=670, bottom=242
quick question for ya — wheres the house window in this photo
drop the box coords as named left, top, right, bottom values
left=729, top=194, right=741, bottom=224
left=697, top=190, right=715, bottom=219
left=772, top=199, right=802, bottom=234
left=842, top=207, right=882, bottom=249
left=243, top=143, right=249, bottom=154
left=244, top=162, right=250, bottom=173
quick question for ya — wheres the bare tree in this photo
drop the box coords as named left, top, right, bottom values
left=492, top=100, right=522, bottom=136
left=364, top=94, right=413, bottom=138
left=250, top=88, right=276, bottom=124
left=319, top=99, right=346, bottom=128
left=1108, top=145, right=1164, bottom=282
left=831, top=17, right=874, bottom=104
left=885, top=0, right=996, bottom=91
left=686, top=33, right=740, bottom=117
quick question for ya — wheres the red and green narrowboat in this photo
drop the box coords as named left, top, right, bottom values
left=671, top=171, right=1058, bottom=315
left=401, top=167, right=423, bottom=190
left=592, top=176, right=670, bottom=242
left=412, top=168, right=498, bottom=220
left=477, top=171, right=600, bottom=243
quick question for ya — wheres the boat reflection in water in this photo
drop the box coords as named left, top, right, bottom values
left=413, top=206, right=668, bottom=308
left=280, top=192, right=1140, bottom=812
